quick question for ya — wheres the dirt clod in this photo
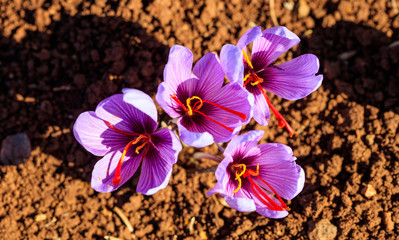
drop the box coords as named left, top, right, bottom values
left=308, top=219, right=338, bottom=240
left=361, top=184, right=377, bottom=198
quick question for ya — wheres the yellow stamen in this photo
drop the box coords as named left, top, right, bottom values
left=244, top=74, right=250, bottom=82
left=242, top=50, right=254, bottom=69
left=186, top=96, right=203, bottom=115
left=232, top=164, right=247, bottom=193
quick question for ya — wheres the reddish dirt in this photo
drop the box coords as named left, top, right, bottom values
left=1, top=0, right=398, bottom=239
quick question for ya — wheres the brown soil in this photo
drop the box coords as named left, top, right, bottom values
left=1, top=0, right=398, bottom=239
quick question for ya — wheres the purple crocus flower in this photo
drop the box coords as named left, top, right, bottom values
left=220, top=26, right=323, bottom=136
left=156, top=45, right=253, bottom=148
left=208, top=130, right=305, bottom=218
left=73, top=89, right=182, bottom=194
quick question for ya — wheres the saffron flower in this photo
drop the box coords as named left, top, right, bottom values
left=156, top=45, right=253, bottom=148
left=208, top=130, right=305, bottom=218
left=220, top=26, right=323, bottom=136
left=73, top=89, right=182, bottom=194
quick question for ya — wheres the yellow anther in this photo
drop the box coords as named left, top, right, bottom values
left=120, top=148, right=129, bottom=164
left=242, top=50, right=254, bottom=69
left=232, top=176, right=242, bottom=193
left=244, top=74, right=250, bottom=82
left=186, top=96, right=203, bottom=115
left=250, top=81, right=259, bottom=86
left=232, top=164, right=247, bottom=193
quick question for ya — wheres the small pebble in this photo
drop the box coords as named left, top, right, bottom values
left=35, top=214, right=47, bottom=222
left=0, top=133, right=31, bottom=165
left=308, top=219, right=337, bottom=240
left=199, top=230, right=208, bottom=240
left=365, top=134, right=375, bottom=146
left=361, top=184, right=377, bottom=198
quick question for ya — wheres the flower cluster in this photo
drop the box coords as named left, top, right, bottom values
left=73, top=26, right=322, bottom=218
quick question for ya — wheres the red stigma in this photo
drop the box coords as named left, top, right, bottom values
left=171, top=95, right=246, bottom=132
left=257, top=85, right=296, bottom=137
left=104, top=121, right=151, bottom=185
left=233, top=163, right=290, bottom=212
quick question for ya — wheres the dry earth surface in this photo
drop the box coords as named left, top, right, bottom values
left=0, top=0, right=398, bottom=239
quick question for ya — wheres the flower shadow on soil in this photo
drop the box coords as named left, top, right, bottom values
left=0, top=14, right=170, bottom=205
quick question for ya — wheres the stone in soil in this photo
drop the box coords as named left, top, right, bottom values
left=308, top=219, right=338, bottom=240
left=0, top=133, right=31, bottom=165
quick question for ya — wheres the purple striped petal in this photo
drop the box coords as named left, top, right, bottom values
left=220, top=44, right=244, bottom=84
left=251, top=87, right=271, bottom=126
left=192, top=52, right=225, bottom=97
left=73, top=111, right=130, bottom=156
left=237, top=26, right=262, bottom=50
left=206, top=82, right=254, bottom=127
left=177, top=82, right=253, bottom=146
left=224, top=130, right=264, bottom=157
left=155, top=82, right=181, bottom=118
left=122, top=88, right=158, bottom=123
left=137, top=128, right=181, bottom=195
left=260, top=54, right=323, bottom=100
left=91, top=149, right=141, bottom=192
left=163, top=45, right=193, bottom=92
left=95, top=94, right=157, bottom=134
left=252, top=26, right=300, bottom=70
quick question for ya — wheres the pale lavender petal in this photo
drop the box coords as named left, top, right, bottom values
left=95, top=94, right=157, bottom=134
left=250, top=86, right=271, bottom=126
left=155, top=82, right=181, bottom=118
left=255, top=205, right=289, bottom=218
left=220, top=44, right=244, bottom=84
left=163, top=45, right=193, bottom=92
left=260, top=54, right=323, bottom=100
left=214, top=155, right=234, bottom=189
left=225, top=196, right=256, bottom=212
left=207, top=182, right=223, bottom=196
left=122, top=88, right=158, bottom=124
left=192, top=52, right=225, bottom=97
left=73, top=111, right=129, bottom=156
left=177, top=119, right=214, bottom=148
left=91, top=149, right=141, bottom=192
left=293, top=166, right=305, bottom=199
left=237, top=26, right=262, bottom=50
left=224, top=130, right=264, bottom=157
left=252, top=26, right=300, bottom=69
left=248, top=143, right=303, bottom=200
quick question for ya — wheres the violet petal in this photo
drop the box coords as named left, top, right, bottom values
left=236, top=26, right=262, bottom=50
left=73, top=111, right=129, bottom=156
left=224, top=130, right=264, bottom=157
left=163, top=45, right=193, bottom=92
left=260, top=54, right=323, bottom=100
left=220, top=44, right=244, bottom=84
left=252, top=26, right=300, bottom=69
left=95, top=94, right=157, bottom=134
left=91, top=149, right=141, bottom=192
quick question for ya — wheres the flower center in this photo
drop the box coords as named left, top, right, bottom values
left=104, top=121, right=151, bottom=185
left=171, top=94, right=246, bottom=132
left=231, top=163, right=290, bottom=212
left=242, top=50, right=296, bottom=137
